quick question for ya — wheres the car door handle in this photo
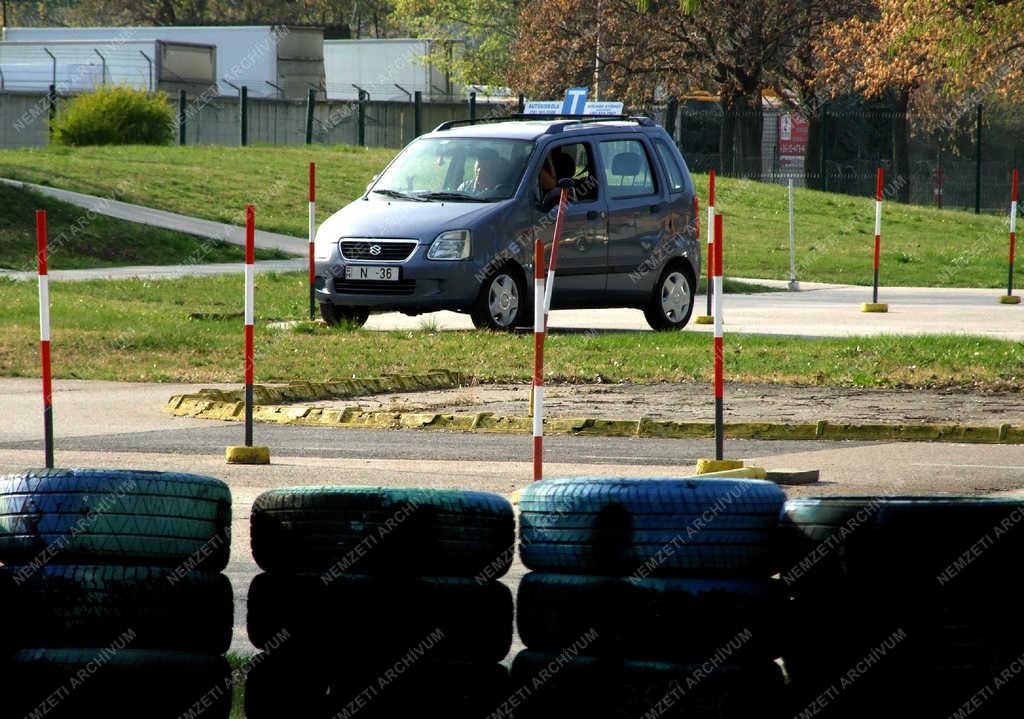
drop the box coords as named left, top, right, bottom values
left=586, top=210, right=603, bottom=221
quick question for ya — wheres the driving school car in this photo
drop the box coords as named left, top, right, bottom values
left=314, top=115, right=701, bottom=330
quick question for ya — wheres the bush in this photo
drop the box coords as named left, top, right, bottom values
left=52, top=86, right=173, bottom=146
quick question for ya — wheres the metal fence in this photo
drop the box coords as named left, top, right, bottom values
left=2, top=87, right=1021, bottom=214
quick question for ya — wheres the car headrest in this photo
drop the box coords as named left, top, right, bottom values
left=611, top=152, right=642, bottom=176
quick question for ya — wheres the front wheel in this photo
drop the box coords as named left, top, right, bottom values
left=471, top=268, right=526, bottom=331
left=320, top=303, right=369, bottom=328
left=644, top=266, right=695, bottom=331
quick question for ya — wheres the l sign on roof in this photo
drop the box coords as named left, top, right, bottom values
left=561, top=87, right=589, bottom=115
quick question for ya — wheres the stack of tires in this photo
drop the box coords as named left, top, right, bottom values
left=245, top=486, right=515, bottom=719
left=512, top=477, right=789, bottom=718
left=780, top=496, right=1024, bottom=718
left=0, top=469, right=234, bottom=719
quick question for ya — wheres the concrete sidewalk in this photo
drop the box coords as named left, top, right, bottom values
left=1, top=177, right=306, bottom=255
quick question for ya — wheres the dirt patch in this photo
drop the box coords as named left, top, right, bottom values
left=313, top=381, right=1024, bottom=426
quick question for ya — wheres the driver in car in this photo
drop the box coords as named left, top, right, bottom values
left=458, top=150, right=506, bottom=195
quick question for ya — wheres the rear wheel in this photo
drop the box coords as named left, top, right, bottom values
left=320, top=303, right=369, bottom=328
left=471, top=267, right=526, bottom=331
left=644, top=264, right=695, bottom=331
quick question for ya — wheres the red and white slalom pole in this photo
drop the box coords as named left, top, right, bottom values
left=244, top=205, right=256, bottom=447
left=36, top=210, right=54, bottom=469
left=542, top=183, right=570, bottom=329
left=308, top=162, right=317, bottom=320
left=705, top=169, right=716, bottom=317
left=533, top=239, right=546, bottom=482
left=1007, top=169, right=1018, bottom=301
left=713, top=214, right=724, bottom=461
left=872, top=167, right=884, bottom=304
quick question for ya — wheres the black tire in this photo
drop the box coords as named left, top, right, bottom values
left=7, top=649, right=231, bottom=719
left=778, top=496, right=1024, bottom=589
left=519, top=477, right=786, bottom=576
left=644, top=262, right=696, bottom=330
left=250, top=487, right=514, bottom=577
left=245, top=651, right=510, bottom=719
left=320, top=302, right=369, bottom=327
left=0, top=564, right=232, bottom=654
left=247, top=572, right=512, bottom=662
left=0, top=469, right=231, bottom=570
left=517, top=573, right=781, bottom=662
left=509, top=651, right=786, bottom=719
left=471, top=265, right=527, bottom=331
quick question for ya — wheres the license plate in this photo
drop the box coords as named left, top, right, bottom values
left=344, top=265, right=400, bottom=281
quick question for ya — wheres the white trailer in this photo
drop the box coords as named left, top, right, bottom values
left=0, top=38, right=215, bottom=95
left=3, top=25, right=324, bottom=98
left=323, top=38, right=458, bottom=101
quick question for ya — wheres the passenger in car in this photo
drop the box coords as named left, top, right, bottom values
left=539, top=149, right=576, bottom=195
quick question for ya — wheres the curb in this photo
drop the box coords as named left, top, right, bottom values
left=165, top=370, right=469, bottom=411
left=166, top=393, right=1024, bottom=445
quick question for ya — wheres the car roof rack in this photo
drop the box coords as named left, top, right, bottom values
left=432, top=114, right=654, bottom=132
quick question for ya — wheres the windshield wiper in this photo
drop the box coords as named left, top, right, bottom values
left=372, top=189, right=428, bottom=201
left=415, top=191, right=491, bottom=203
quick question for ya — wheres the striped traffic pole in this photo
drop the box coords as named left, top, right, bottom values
left=713, top=214, right=724, bottom=461
left=1001, top=169, right=1020, bottom=304
left=309, top=162, right=317, bottom=320
left=542, top=184, right=569, bottom=328
left=533, top=239, right=546, bottom=482
left=862, top=168, right=888, bottom=312
left=695, top=170, right=715, bottom=324
left=245, top=205, right=256, bottom=446
left=226, top=205, right=270, bottom=464
left=36, top=210, right=54, bottom=469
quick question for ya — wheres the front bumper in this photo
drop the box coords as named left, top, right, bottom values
left=315, top=249, right=484, bottom=313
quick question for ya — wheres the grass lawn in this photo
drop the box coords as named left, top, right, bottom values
left=0, top=272, right=1020, bottom=390
left=0, top=184, right=287, bottom=271
left=0, top=144, right=1016, bottom=288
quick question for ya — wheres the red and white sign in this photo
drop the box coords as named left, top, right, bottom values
left=779, top=113, right=810, bottom=172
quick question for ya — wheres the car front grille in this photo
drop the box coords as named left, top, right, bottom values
left=340, top=240, right=417, bottom=262
left=334, top=278, right=417, bottom=295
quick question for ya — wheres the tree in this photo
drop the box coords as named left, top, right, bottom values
left=391, top=0, right=519, bottom=87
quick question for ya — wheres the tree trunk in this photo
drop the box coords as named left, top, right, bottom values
left=891, top=88, right=911, bottom=203
left=719, top=91, right=763, bottom=179
left=804, top=112, right=823, bottom=190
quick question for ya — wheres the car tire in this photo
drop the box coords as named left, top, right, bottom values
left=247, top=572, right=512, bottom=662
left=516, top=573, right=781, bottom=661
left=0, top=469, right=231, bottom=570
left=518, top=477, right=786, bottom=576
left=0, top=564, right=233, bottom=655
left=644, top=263, right=695, bottom=331
left=7, top=649, right=231, bottom=719
left=320, top=303, right=369, bottom=328
left=250, top=487, right=515, bottom=577
left=471, top=266, right=526, bottom=331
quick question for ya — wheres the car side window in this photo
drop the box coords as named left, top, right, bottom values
left=538, top=142, right=599, bottom=203
left=653, top=139, right=686, bottom=193
left=600, top=139, right=657, bottom=199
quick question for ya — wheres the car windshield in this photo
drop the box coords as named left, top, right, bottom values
left=372, top=137, right=535, bottom=202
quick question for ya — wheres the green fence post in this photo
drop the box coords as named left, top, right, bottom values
left=305, top=88, right=315, bottom=145
left=414, top=91, right=422, bottom=137
left=178, top=90, right=186, bottom=146
left=240, top=86, right=248, bottom=147
left=47, top=84, right=56, bottom=140
left=975, top=103, right=983, bottom=215
left=518, top=94, right=525, bottom=114
left=357, top=90, right=366, bottom=147
left=820, top=104, right=828, bottom=192
left=469, top=91, right=476, bottom=121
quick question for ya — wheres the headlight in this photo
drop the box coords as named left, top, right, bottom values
left=314, top=229, right=335, bottom=261
left=427, top=230, right=471, bottom=260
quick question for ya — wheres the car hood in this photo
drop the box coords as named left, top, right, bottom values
left=319, top=197, right=509, bottom=243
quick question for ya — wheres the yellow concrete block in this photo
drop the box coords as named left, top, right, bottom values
left=694, top=466, right=767, bottom=479
left=999, top=295, right=1021, bottom=304
left=695, top=458, right=745, bottom=474
left=225, top=446, right=271, bottom=465
left=861, top=303, right=889, bottom=313
left=694, top=315, right=714, bottom=324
